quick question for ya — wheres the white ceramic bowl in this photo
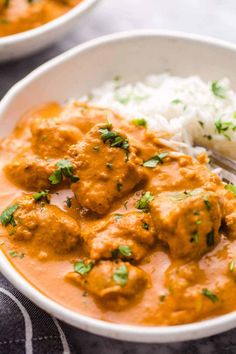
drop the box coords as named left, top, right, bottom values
left=1, top=30, right=236, bottom=343
left=0, top=0, right=99, bottom=63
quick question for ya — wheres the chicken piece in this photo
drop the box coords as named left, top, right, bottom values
left=82, top=211, right=156, bottom=261
left=4, top=153, right=55, bottom=190
left=31, top=117, right=82, bottom=158
left=158, top=261, right=217, bottom=325
left=62, top=102, right=168, bottom=161
left=68, top=124, right=143, bottom=214
left=67, top=260, right=149, bottom=308
left=1, top=195, right=80, bottom=254
left=60, top=102, right=124, bottom=134
left=150, top=189, right=223, bottom=259
left=145, top=154, right=222, bottom=195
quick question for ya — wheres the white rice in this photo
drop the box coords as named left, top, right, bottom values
left=80, top=74, right=236, bottom=157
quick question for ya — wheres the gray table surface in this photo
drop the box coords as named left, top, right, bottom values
left=1, top=0, right=236, bottom=352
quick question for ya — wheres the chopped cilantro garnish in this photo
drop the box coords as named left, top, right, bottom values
left=202, top=196, right=211, bottom=210
left=33, top=190, right=49, bottom=203
left=99, top=125, right=129, bottom=152
left=211, top=80, right=227, bottom=99
left=118, top=245, right=132, bottom=257
left=74, top=261, right=93, bottom=275
left=171, top=98, right=183, bottom=104
left=0, top=204, right=19, bottom=227
left=192, top=233, right=199, bottom=244
left=225, top=184, right=236, bottom=196
left=113, top=265, right=128, bottom=287
left=114, top=93, right=131, bottom=105
left=49, top=169, right=62, bottom=184
left=114, top=91, right=149, bottom=105
left=202, top=288, right=219, bottom=303
left=198, top=121, right=204, bottom=128
left=143, top=152, right=169, bottom=168
left=142, top=222, right=149, bottom=230
left=215, top=119, right=233, bottom=140
left=49, top=159, right=79, bottom=185
left=131, top=118, right=147, bottom=127
left=117, top=183, right=123, bottom=192
left=136, top=191, right=154, bottom=212
left=9, top=250, right=24, bottom=259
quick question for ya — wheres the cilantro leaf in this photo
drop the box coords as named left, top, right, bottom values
left=118, top=245, right=132, bottom=257
left=33, top=190, right=49, bottom=203
left=113, top=265, right=128, bottom=287
left=143, top=152, right=169, bottom=168
left=142, top=222, right=149, bottom=230
left=9, top=250, right=24, bottom=259
left=225, top=184, right=236, bottom=196
left=214, top=119, right=233, bottom=140
left=171, top=98, right=183, bottom=104
left=136, top=191, right=154, bottom=212
left=98, top=125, right=129, bottom=152
left=74, top=261, right=93, bottom=275
left=49, top=159, right=79, bottom=185
left=131, top=118, right=147, bottom=127
left=202, top=288, right=219, bottom=303
left=49, top=169, right=62, bottom=185
left=211, top=80, right=227, bottom=99
left=114, top=92, right=149, bottom=105
left=191, top=233, right=199, bottom=244
left=0, top=204, right=19, bottom=227
left=202, top=195, right=211, bottom=210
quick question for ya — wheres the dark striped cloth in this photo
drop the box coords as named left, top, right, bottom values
left=0, top=274, right=75, bottom=354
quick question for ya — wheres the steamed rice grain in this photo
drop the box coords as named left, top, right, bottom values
left=80, top=74, right=236, bottom=158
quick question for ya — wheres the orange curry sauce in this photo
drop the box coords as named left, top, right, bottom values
left=0, top=0, right=83, bottom=37
left=0, top=101, right=236, bottom=326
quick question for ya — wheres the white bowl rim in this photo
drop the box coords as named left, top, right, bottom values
left=1, top=30, right=236, bottom=342
left=0, top=0, right=99, bottom=45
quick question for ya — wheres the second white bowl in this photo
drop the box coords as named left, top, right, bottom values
left=0, top=0, right=99, bottom=63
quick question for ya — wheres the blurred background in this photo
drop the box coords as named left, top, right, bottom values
left=1, top=0, right=236, bottom=97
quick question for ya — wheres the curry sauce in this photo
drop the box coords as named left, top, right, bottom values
left=0, top=0, right=83, bottom=37
left=1, top=101, right=236, bottom=326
